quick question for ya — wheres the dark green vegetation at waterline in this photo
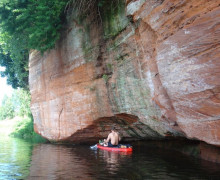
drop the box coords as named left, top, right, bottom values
left=10, top=117, right=47, bottom=142
left=0, top=88, right=46, bottom=142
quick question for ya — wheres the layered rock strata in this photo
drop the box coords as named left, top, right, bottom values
left=29, top=0, right=220, bottom=145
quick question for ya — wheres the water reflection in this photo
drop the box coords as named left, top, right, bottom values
left=0, top=136, right=32, bottom=180
left=27, top=144, right=91, bottom=179
left=27, top=142, right=220, bottom=179
left=100, top=150, right=132, bottom=175
left=28, top=144, right=133, bottom=179
left=1, top=136, right=220, bottom=179
left=137, top=140, right=220, bottom=163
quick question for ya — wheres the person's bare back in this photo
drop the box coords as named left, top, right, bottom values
left=108, top=131, right=119, bottom=145
left=104, top=126, right=120, bottom=146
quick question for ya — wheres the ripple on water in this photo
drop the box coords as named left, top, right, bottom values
left=1, top=138, right=220, bottom=179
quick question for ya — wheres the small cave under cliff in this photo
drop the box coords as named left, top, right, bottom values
left=64, top=113, right=163, bottom=144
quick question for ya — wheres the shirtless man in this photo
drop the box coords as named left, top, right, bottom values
left=104, top=126, right=120, bottom=147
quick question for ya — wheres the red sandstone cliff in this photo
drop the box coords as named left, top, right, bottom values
left=29, top=0, right=220, bottom=146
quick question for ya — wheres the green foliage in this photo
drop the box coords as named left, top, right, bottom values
left=10, top=116, right=47, bottom=142
left=0, top=45, right=28, bottom=89
left=12, top=89, right=31, bottom=117
left=100, top=0, right=128, bottom=40
left=107, top=63, right=112, bottom=71
left=98, top=0, right=106, bottom=7
left=0, top=89, right=46, bottom=141
left=0, top=0, right=126, bottom=89
left=102, top=74, right=110, bottom=83
left=0, top=0, right=69, bottom=141
left=10, top=117, right=33, bottom=139
left=0, top=0, right=69, bottom=88
left=0, top=89, right=31, bottom=120
left=0, top=0, right=68, bottom=52
left=0, top=95, right=15, bottom=120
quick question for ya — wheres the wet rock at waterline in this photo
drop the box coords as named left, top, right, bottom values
left=29, top=0, right=220, bottom=146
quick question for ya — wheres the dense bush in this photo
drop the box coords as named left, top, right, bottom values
left=0, top=0, right=69, bottom=89
left=10, top=117, right=33, bottom=139
left=10, top=116, right=47, bottom=142
left=0, top=0, right=68, bottom=52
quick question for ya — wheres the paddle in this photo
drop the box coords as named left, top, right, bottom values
left=90, top=144, right=97, bottom=150
left=90, top=140, right=106, bottom=150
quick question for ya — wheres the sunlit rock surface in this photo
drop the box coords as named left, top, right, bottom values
left=29, top=0, right=220, bottom=145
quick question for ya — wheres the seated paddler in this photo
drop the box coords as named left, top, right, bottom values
left=104, top=126, right=120, bottom=147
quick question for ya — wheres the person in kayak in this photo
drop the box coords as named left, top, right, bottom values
left=104, top=126, right=120, bottom=147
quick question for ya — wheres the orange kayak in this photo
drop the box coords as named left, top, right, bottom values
left=97, top=144, right=133, bottom=152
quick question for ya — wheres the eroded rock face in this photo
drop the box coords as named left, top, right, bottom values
left=29, top=0, right=220, bottom=145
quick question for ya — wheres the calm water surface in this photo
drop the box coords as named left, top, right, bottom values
left=1, top=136, right=220, bottom=180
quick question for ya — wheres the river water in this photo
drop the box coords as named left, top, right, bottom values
left=1, top=136, right=220, bottom=180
